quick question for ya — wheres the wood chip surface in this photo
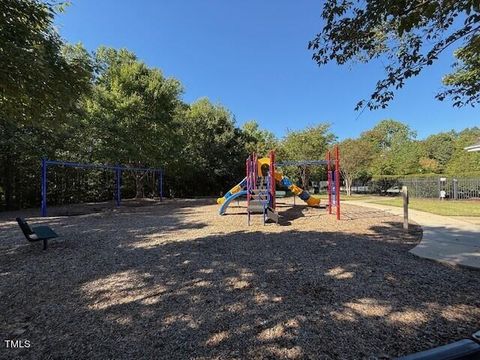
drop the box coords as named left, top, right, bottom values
left=1, top=199, right=479, bottom=359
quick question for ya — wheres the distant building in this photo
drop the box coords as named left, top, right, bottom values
left=464, top=139, right=480, bottom=152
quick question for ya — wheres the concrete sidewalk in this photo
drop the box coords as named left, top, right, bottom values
left=344, top=201, right=480, bottom=270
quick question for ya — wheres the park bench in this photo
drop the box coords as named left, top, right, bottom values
left=398, top=335, right=480, bottom=360
left=16, top=218, right=59, bottom=250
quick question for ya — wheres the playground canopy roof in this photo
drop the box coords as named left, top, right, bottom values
left=464, top=140, right=480, bottom=152
left=277, top=160, right=330, bottom=166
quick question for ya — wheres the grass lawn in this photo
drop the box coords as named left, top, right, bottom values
left=312, top=193, right=372, bottom=201
left=367, top=197, right=480, bottom=217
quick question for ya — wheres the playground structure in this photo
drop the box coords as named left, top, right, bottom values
left=217, top=146, right=341, bottom=224
left=40, top=159, right=163, bottom=217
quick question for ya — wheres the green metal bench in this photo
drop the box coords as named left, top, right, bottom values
left=16, top=218, right=59, bottom=250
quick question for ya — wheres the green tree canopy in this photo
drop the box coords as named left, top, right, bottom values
left=446, top=127, right=480, bottom=173
left=278, top=124, right=336, bottom=187
left=279, top=124, right=336, bottom=161
left=82, top=47, right=183, bottom=167
left=76, top=47, right=185, bottom=197
left=362, top=119, right=416, bottom=151
left=309, top=0, right=480, bottom=110
left=0, top=1, right=92, bottom=209
left=438, top=36, right=480, bottom=106
left=339, top=138, right=375, bottom=195
left=361, top=120, right=418, bottom=175
left=421, top=132, right=456, bottom=171
left=0, top=0, right=92, bottom=127
left=242, top=120, right=277, bottom=155
left=178, top=98, right=247, bottom=196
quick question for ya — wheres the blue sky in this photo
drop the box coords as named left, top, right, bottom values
left=55, top=0, right=479, bottom=140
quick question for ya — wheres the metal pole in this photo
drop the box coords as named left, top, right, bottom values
left=160, top=169, right=163, bottom=202
left=335, top=145, right=341, bottom=220
left=263, top=203, right=266, bottom=226
left=453, top=179, right=458, bottom=200
left=402, top=186, right=409, bottom=230
left=41, top=158, right=47, bottom=217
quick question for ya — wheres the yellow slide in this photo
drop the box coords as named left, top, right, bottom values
left=275, top=172, right=320, bottom=206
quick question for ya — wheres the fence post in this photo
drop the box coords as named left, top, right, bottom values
left=437, top=177, right=440, bottom=199
left=402, top=186, right=409, bottom=231
left=453, top=179, right=458, bottom=200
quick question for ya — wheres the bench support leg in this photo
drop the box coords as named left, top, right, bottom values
left=43, top=239, right=48, bottom=250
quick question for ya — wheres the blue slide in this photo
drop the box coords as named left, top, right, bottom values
left=219, top=190, right=248, bottom=215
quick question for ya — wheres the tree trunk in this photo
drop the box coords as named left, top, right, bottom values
left=299, top=166, right=310, bottom=191
left=135, top=172, right=145, bottom=199
left=3, top=124, right=14, bottom=210
left=345, top=177, right=352, bottom=197
left=3, top=154, right=13, bottom=210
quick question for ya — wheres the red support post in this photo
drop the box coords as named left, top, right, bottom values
left=269, top=150, right=276, bottom=210
left=335, top=145, right=341, bottom=220
left=327, top=150, right=332, bottom=214
left=253, top=153, right=258, bottom=189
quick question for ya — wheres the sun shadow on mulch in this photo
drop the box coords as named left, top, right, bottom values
left=277, top=205, right=307, bottom=226
left=0, top=198, right=214, bottom=220
left=1, top=207, right=479, bottom=359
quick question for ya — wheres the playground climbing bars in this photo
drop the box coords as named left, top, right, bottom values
left=40, top=159, right=163, bottom=217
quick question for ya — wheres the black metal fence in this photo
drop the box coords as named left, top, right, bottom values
left=350, top=176, right=480, bottom=200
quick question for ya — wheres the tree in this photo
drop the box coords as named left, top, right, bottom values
left=81, top=47, right=184, bottom=197
left=309, top=0, right=480, bottom=110
left=0, top=0, right=92, bottom=127
left=419, top=157, right=440, bottom=173
left=279, top=124, right=336, bottom=187
left=362, top=119, right=416, bottom=150
left=242, top=120, right=277, bottom=155
left=178, top=98, right=247, bottom=196
left=389, top=140, right=423, bottom=175
left=446, top=127, right=480, bottom=173
left=438, top=36, right=480, bottom=106
left=361, top=120, right=417, bottom=175
left=0, top=1, right=92, bottom=209
left=339, top=139, right=375, bottom=196
left=421, top=132, right=456, bottom=172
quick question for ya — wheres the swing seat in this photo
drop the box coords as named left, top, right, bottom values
left=16, top=218, right=59, bottom=250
